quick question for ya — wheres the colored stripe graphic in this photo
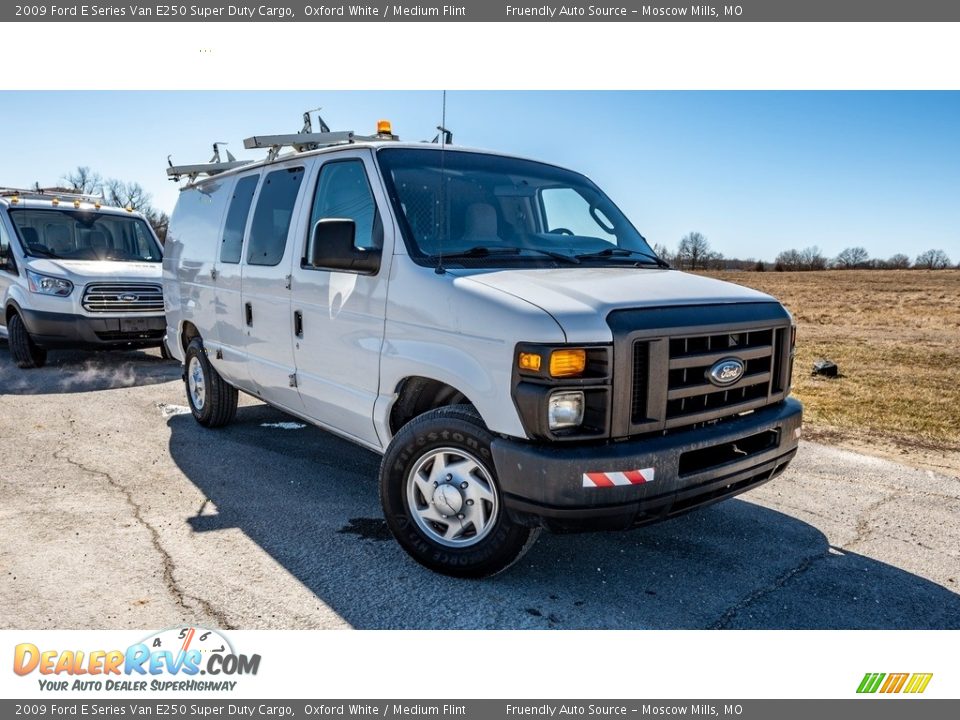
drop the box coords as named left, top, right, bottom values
left=904, top=674, right=933, bottom=694
left=857, top=672, right=932, bottom=694
left=582, top=468, right=655, bottom=488
left=857, top=673, right=885, bottom=694
left=880, top=673, right=908, bottom=693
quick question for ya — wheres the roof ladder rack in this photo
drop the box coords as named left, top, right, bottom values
left=0, top=187, right=106, bottom=204
left=243, top=131, right=358, bottom=161
left=243, top=108, right=377, bottom=161
left=167, top=142, right=252, bottom=182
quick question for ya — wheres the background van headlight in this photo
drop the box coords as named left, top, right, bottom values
left=27, top=270, right=73, bottom=297
left=548, top=390, right=585, bottom=430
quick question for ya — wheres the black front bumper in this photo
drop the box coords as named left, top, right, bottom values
left=19, top=308, right=165, bottom=350
left=491, top=398, right=802, bottom=532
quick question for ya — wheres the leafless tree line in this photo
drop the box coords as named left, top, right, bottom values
left=654, top=232, right=955, bottom=271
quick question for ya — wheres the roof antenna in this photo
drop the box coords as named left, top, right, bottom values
left=435, top=90, right=449, bottom=275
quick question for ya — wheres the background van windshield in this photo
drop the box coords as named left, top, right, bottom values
left=376, top=148, right=657, bottom=267
left=10, top=209, right=161, bottom=262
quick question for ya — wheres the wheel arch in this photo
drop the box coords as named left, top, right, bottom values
left=388, top=376, right=477, bottom=437
left=179, top=320, right=201, bottom=352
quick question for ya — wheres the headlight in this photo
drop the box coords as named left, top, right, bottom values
left=548, top=390, right=584, bottom=430
left=27, top=270, right=73, bottom=297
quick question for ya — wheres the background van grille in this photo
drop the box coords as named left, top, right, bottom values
left=82, top=283, right=164, bottom=314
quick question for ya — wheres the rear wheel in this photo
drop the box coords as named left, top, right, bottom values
left=380, top=405, right=540, bottom=578
left=8, top=313, right=47, bottom=369
left=184, top=338, right=238, bottom=427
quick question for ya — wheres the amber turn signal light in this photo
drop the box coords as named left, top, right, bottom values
left=550, top=349, right=587, bottom=378
left=518, top=352, right=542, bottom=372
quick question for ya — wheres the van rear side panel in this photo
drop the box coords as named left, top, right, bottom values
left=163, top=177, right=234, bottom=361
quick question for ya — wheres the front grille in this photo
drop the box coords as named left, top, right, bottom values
left=609, top=303, right=793, bottom=437
left=82, top=283, right=164, bottom=314
left=664, top=329, right=776, bottom=425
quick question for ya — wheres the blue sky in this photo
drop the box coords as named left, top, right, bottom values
left=1, top=90, right=957, bottom=262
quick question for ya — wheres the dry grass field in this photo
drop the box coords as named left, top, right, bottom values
left=705, top=270, right=960, bottom=476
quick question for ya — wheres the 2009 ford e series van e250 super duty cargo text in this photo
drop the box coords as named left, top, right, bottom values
left=163, top=118, right=802, bottom=577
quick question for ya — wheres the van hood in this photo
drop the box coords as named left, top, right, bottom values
left=452, top=267, right=777, bottom=342
left=26, top=259, right=163, bottom=283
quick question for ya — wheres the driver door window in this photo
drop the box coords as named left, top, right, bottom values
left=305, top=159, right=381, bottom=267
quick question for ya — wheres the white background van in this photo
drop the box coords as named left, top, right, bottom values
left=164, top=123, right=802, bottom=577
left=0, top=189, right=166, bottom=368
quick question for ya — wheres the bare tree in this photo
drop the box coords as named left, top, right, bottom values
left=676, top=231, right=710, bottom=271
left=104, top=179, right=152, bottom=211
left=774, top=249, right=802, bottom=271
left=799, top=246, right=827, bottom=271
left=144, top=208, right=170, bottom=244
left=915, top=249, right=952, bottom=270
left=704, top=250, right=725, bottom=271
left=651, top=242, right=672, bottom=265
left=888, top=253, right=911, bottom=269
left=61, top=166, right=103, bottom=195
left=834, top=246, right=870, bottom=269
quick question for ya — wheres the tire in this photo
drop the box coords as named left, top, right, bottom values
left=159, top=340, right=172, bottom=360
left=183, top=338, right=238, bottom=427
left=380, top=405, right=540, bottom=578
left=7, top=313, right=47, bottom=369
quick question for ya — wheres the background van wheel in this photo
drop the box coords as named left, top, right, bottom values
left=184, top=338, right=238, bottom=427
left=159, top=340, right=172, bottom=360
left=8, top=313, right=47, bottom=369
left=380, top=405, right=540, bottom=578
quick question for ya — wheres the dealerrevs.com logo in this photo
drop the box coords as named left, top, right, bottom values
left=13, top=627, right=260, bottom=692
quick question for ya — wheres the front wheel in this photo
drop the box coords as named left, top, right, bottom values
left=7, top=313, right=47, bottom=369
left=380, top=406, right=540, bottom=578
left=184, top=338, right=238, bottom=427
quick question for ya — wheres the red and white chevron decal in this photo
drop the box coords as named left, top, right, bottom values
left=582, top=467, right=656, bottom=488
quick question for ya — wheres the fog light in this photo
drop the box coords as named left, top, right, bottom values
left=548, top=391, right=585, bottom=430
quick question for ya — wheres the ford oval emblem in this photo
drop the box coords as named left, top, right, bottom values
left=119, top=294, right=138, bottom=302
left=707, top=358, right=745, bottom=387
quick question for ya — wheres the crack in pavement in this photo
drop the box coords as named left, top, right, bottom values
left=709, top=489, right=905, bottom=629
left=845, top=491, right=900, bottom=550
left=707, top=548, right=833, bottom=629
left=53, top=446, right=236, bottom=630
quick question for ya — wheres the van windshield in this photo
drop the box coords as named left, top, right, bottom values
left=376, top=148, right=662, bottom=268
left=9, top=209, right=162, bottom=262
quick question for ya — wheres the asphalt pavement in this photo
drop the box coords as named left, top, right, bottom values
left=1, top=342, right=958, bottom=629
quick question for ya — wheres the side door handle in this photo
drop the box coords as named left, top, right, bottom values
left=245, top=302, right=253, bottom=326
left=293, top=310, right=303, bottom=338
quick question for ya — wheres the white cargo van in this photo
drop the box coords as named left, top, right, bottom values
left=164, top=120, right=802, bottom=577
left=0, top=189, right=166, bottom=368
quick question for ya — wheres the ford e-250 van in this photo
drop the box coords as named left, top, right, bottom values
left=163, top=120, right=802, bottom=577
left=1, top=189, right=166, bottom=368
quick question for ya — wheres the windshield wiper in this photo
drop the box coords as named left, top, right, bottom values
left=25, top=246, right=59, bottom=259
left=575, top=247, right=670, bottom=268
left=438, top=245, right=580, bottom=264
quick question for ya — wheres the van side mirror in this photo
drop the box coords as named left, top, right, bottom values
left=309, top=219, right=380, bottom=274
